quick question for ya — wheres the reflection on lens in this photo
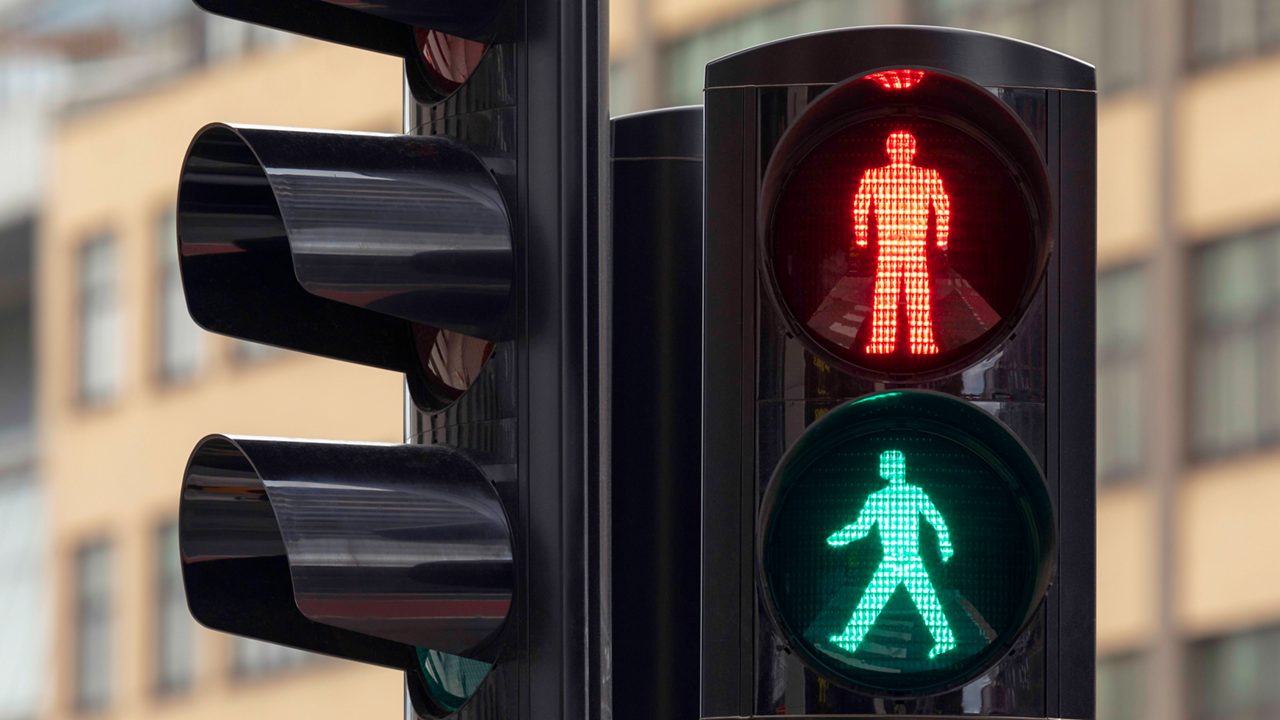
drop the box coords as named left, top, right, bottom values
left=412, top=325, right=494, bottom=410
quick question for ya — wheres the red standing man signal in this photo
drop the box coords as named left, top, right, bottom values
left=852, top=130, right=951, bottom=356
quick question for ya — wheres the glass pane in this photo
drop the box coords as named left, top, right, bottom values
left=233, top=637, right=313, bottom=678
left=1196, top=237, right=1266, bottom=326
left=79, top=235, right=120, bottom=403
left=1041, top=0, right=1104, bottom=65
left=1098, top=654, right=1146, bottom=720
left=610, top=60, right=637, bottom=116
left=1193, top=333, right=1262, bottom=456
left=1190, top=234, right=1277, bottom=458
left=1263, top=0, right=1280, bottom=48
left=158, top=210, right=203, bottom=381
left=1191, top=0, right=1261, bottom=66
left=1097, top=267, right=1147, bottom=480
left=1102, top=0, right=1144, bottom=90
left=1098, top=358, right=1144, bottom=479
left=75, top=541, right=111, bottom=711
left=155, top=522, right=194, bottom=694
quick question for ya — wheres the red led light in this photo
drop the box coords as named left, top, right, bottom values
left=414, top=28, right=488, bottom=99
left=761, top=71, right=1051, bottom=380
left=866, top=69, right=926, bottom=90
left=852, top=130, right=951, bottom=355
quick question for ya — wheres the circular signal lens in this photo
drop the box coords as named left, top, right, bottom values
left=761, top=69, right=1052, bottom=380
left=414, top=647, right=492, bottom=715
left=412, top=28, right=489, bottom=101
left=409, top=325, right=494, bottom=411
left=759, top=391, right=1054, bottom=696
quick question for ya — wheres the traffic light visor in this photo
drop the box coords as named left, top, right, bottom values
left=179, top=435, right=513, bottom=667
left=760, top=69, right=1052, bottom=380
left=176, top=123, right=512, bottom=409
left=758, top=391, right=1055, bottom=695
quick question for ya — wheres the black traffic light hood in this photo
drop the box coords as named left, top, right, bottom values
left=176, top=123, right=513, bottom=405
left=179, top=435, right=513, bottom=667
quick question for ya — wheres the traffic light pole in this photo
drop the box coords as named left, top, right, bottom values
left=403, top=0, right=610, bottom=717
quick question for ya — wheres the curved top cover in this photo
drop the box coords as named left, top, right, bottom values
left=193, top=0, right=504, bottom=49
left=706, top=25, right=1096, bottom=92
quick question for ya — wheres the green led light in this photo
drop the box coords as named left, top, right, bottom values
left=415, top=647, right=491, bottom=714
left=759, top=391, right=1055, bottom=696
left=826, top=449, right=957, bottom=659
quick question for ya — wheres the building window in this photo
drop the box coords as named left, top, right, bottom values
left=660, top=0, right=880, bottom=106
left=232, top=339, right=282, bottom=364
left=154, top=521, right=194, bottom=695
left=232, top=637, right=313, bottom=679
left=74, top=540, right=112, bottom=713
left=157, top=209, right=204, bottom=382
left=1191, top=626, right=1280, bottom=719
left=1097, top=265, right=1148, bottom=483
left=1098, top=653, right=1146, bottom=720
left=1187, top=0, right=1280, bottom=71
left=916, top=0, right=1145, bottom=93
left=610, top=60, right=638, bottom=117
left=1189, top=227, right=1280, bottom=459
left=0, top=474, right=44, bottom=719
left=77, top=234, right=120, bottom=405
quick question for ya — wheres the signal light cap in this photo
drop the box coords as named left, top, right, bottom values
left=176, top=123, right=512, bottom=406
left=179, top=435, right=513, bottom=667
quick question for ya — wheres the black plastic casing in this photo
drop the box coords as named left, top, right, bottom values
left=701, top=26, right=1096, bottom=719
left=610, top=106, right=705, bottom=720
left=403, top=0, right=608, bottom=716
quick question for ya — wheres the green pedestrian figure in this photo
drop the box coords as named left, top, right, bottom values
left=827, top=449, right=958, bottom=659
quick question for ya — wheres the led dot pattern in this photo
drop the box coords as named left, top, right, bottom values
left=853, top=131, right=951, bottom=356
left=826, top=450, right=957, bottom=658
left=764, top=70, right=1049, bottom=379
left=865, top=69, right=926, bottom=90
left=760, top=392, right=1054, bottom=695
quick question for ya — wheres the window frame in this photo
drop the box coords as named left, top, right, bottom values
left=1186, top=225, right=1280, bottom=461
left=152, top=519, right=194, bottom=696
left=75, top=231, right=120, bottom=408
left=1096, top=262, right=1150, bottom=484
left=155, top=206, right=205, bottom=385
left=72, top=538, right=113, bottom=714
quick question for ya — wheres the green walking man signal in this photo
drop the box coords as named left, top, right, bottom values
left=826, top=449, right=958, bottom=659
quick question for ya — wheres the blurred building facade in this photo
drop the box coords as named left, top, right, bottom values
left=2, top=0, right=1277, bottom=718
left=31, top=13, right=407, bottom=720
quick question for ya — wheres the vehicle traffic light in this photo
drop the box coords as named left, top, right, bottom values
left=702, top=26, right=1096, bottom=718
left=174, top=1, right=607, bottom=718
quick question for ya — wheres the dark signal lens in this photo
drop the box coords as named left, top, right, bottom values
left=761, top=69, right=1051, bottom=379
left=758, top=391, right=1054, bottom=695
left=413, top=28, right=488, bottom=100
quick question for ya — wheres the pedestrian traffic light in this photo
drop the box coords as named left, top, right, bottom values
left=174, top=0, right=606, bottom=718
left=703, top=26, right=1096, bottom=718
left=759, top=391, right=1054, bottom=696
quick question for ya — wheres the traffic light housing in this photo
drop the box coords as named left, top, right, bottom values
left=702, top=26, right=1095, bottom=718
left=174, top=0, right=606, bottom=717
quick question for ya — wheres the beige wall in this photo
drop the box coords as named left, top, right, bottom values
left=38, top=40, right=406, bottom=720
left=1179, top=54, right=1280, bottom=242
left=1097, top=486, right=1159, bottom=654
left=1180, top=452, right=1280, bottom=639
left=1097, top=93, right=1159, bottom=267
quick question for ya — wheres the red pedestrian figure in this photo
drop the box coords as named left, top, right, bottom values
left=852, top=130, right=951, bottom=355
